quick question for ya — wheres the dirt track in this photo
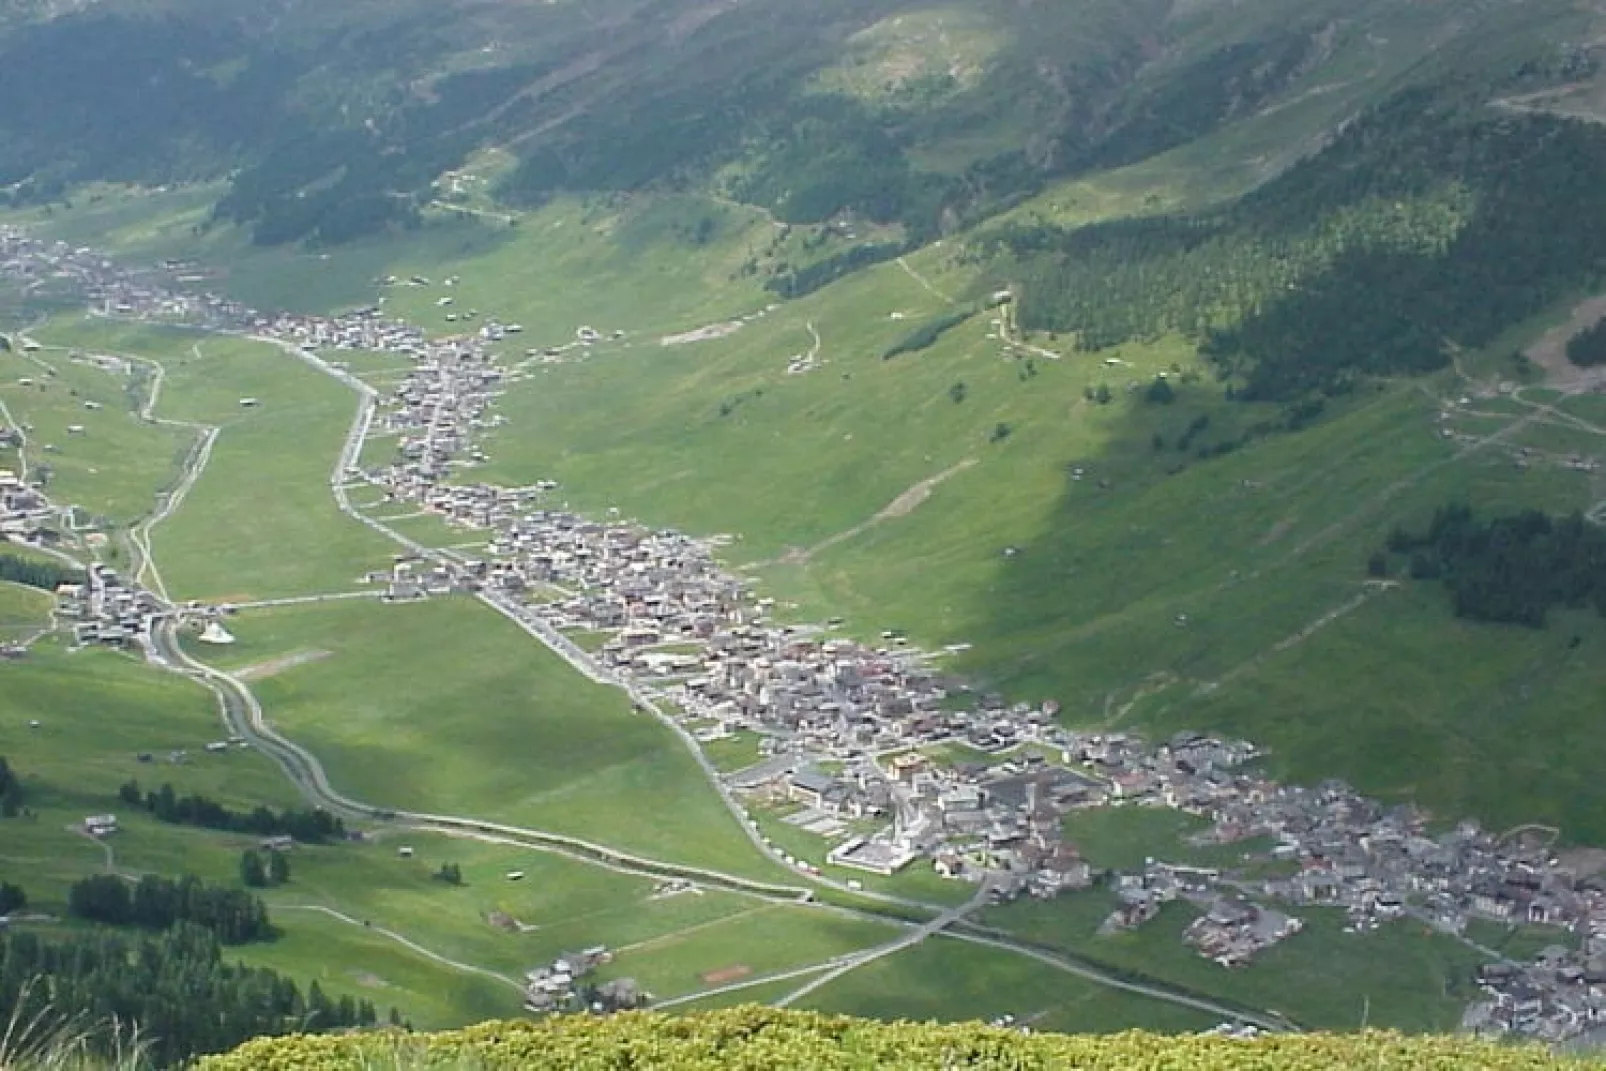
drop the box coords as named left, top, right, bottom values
left=236, top=648, right=332, bottom=681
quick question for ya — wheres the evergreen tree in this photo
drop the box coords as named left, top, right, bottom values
left=268, top=851, right=290, bottom=885
left=0, top=925, right=374, bottom=1065
left=241, top=850, right=268, bottom=889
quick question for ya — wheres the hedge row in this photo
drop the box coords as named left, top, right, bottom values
left=199, top=1008, right=1601, bottom=1070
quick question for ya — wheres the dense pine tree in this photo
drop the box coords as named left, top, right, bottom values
left=121, top=780, right=345, bottom=843
left=0, top=924, right=383, bottom=1066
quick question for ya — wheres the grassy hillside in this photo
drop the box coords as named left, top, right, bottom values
left=197, top=1011, right=1602, bottom=1070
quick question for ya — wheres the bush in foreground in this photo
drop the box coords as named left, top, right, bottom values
left=198, top=1008, right=1600, bottom=1071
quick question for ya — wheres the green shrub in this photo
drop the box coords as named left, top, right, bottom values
left=198, top=1008, right=1602, bottom=1071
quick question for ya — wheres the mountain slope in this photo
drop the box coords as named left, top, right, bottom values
left=2, top=0, right=1591, bottom=247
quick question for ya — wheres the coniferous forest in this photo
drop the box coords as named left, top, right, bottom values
left=1380, top=504, right=1606, bottom=628
left=0, top=924, right=383, bottom=1066
left=989, top=88, right=1606, bottom=401
left=67, top=874, right=274, bottom=944
left=1566, top=317, right=1606, bottom=367
left=0, top=552, right=80, bottom=591
left=118, top=781, right=346, bottom=844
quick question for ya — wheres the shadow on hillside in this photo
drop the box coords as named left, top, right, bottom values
left=957, top=369, right=1606, bottom=840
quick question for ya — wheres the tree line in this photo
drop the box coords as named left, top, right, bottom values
left=0, top=756, right=26, bottom=817
left=1379, top=503, right=1606, bottom=627
left=882, top=308, right=977, bottom=360
left=68, top=873, right=274, bottom=945
left=1567, top=318, right=1606, bottom=368
left=119, top=780, right=346, bottom=844
left=0, top=552, right=81, bottom=591
left=240, top=849, right=291, bottom=888
left=0, top=924, right=386, bottom=1067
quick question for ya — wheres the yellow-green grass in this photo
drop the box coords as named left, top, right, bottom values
left=0, top=347, right=189, bottom=526
left=367, top=510, right=481, bottom=551
left=15, top=833, right=521, bottom=1030
left=26, top=314, right=395, bottom=599
left=0, top=640, right=301, bottom=814
left=468, top=251, right=996, bottom=555
left=0, top=581, right=51, bottom=639
left=231, top=912, right=519, bottom=1030
left=1059, top=807, right=1273, bottom=874
left=1557, top=393, right=1606, bottom=426
left=0, top=183, right=222, bottom=264
left=700, top=731, right=766, bottom=774
left=10, top=187, right=780, bottom=337
left=318, top=348, right=419, bottom=384
left=981, top=894, right=1485, bottom=1033
left=253, top=831, right=774, bottom=984
left=1506, top=419, right=1606, bottom=458
left=659, top=976, right=817, bottom=1013
left=1183, top=590, right=1606, bottom=842
left=183, top=597, right=786, bottom=882
left=358, top=431, right=403, bottom=470
left=378, top=194, right=777, bottom=340
left=799, top=935, right=1220, bottom=1035
left=1465, top=919, right=1578, bottom=962
left=0, top=638, right=777, bottom=1029
left=101, top=326, right=391, bottom=600
left=441, top=220, right=1606, bottom=843
left=592, top=904, right=900, bottom=1001
left=0, top=646, right=519, bottom=1028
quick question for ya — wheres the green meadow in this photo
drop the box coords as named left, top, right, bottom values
left=0, top=343, right=189, bottom=527
left=592, top=904, right=900, bottom=1001
left=181, top=596, right=786, bottom=882
left=980, top=894, right=1487, bottom=1033
left=799, top=935, right=1220, bottom=1034
left=0, top=582, right=51, bottom=641
left=0, top=637, right=832, bottom=1029
left=33, top=316, right=394, bottom=601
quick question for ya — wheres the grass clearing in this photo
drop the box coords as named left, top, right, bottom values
left=594, top=904, right=899, bottom=1000
left=0, top=581, right=51, bottom=639
left=1060, top=807, right=1272, bottom=873
left=39, top=317, right=395, bottom=600
left=800, top=934, right=1220, bottom=1033
left=983, top=894, right=1485, bottom=1032
left=0, top=344, right=189, bottom=526
left=701, top=731, right=767, bottom=774
left=183, top=597, right=785, bottom=881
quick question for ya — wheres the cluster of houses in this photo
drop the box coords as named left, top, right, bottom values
left=55, top=564, right=157, bottom=648
left=13, top=225, right=1606, bottom=1044
left=521, top=946, right=645, bottom=1015
left=0, top=466, right=58, bottom=549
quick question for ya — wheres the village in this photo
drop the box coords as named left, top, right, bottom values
left=5, top=225, right=1606, bottom=1043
